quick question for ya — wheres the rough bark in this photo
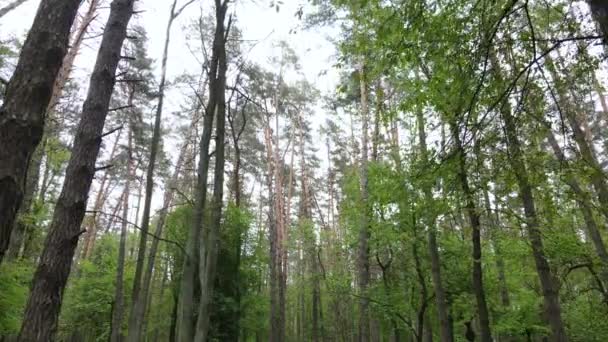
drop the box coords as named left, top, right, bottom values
left=0, top=0, right=29, bottom=19
left=358, top=64, right=371, bottom=342
left=17, top=0, right=134, bottom=340
left=0, top=0, right=81, bottom=265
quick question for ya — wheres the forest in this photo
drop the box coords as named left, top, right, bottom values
left=1, top=0, right=608, bottom=341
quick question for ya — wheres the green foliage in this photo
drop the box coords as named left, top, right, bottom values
left=59, top=235, right=134, bottom=341
left=0, top=262, right=32, bottom=335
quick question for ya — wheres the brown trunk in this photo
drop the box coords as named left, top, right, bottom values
left=0, top=0, right=81, bottom=264
left=358, top=64, right=371, bottom=342
left=17, top=0, right=134, bottom=340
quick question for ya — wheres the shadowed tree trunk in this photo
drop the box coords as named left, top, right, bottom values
left=16, top=0, right=135, bottom=340
left=588, top=0, right=608, bottom=42
left=0, top=0, right=81, bottom=265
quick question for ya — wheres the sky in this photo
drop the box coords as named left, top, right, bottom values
left=0, top=0, right=342, bottom=220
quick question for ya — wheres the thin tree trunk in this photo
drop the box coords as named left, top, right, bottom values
left=17, top=1, right=134, bottom=340
left=494, top=81, right=568, bottom=342
left=449, top=122, right=492, bottom=342
left=127, top=1, right=193, bottom=340
left=192, top=2, right=228, bottom=341
left=415, top=108, right=452, bottom=342
left=110, top=126, right=133, bottom=342
left=0, top=0, right=29, bottom=19
left=176, top=3, right=222, bottom=340
left=0, top=0, right=81, bottom=265
left=358, top=63, right=371, bottom=342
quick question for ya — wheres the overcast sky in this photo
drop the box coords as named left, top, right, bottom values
left=0, top=0, right=341, bottom=219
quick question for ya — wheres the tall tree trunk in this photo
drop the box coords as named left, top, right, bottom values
left=127, top=1, right=193, bottom=339
left=449, top=122, right=492, bottom=342
left=176, top=2, right=222, bottom=340
left=0, top=0, right=81, bottom=265
left=110, top=126, right=133, bottom=342
left=0, top=0, right=29, bottom=18
left=357, top=63, right=371, bottom=342
left=493, top=67, right=568, bottom=342
left=416, top=108, right=452, bottom=342
left=17, top=1, right=134, bottom=340
left=192, top=1, right=228, bottom=341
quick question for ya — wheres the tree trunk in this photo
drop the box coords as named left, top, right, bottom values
left=588, top=0, right=608, bottom=43
left=82, top=125, right=122, bottom=259
left=127, top=1, right=192, bottom=340
left=416, top=108, right=452, bottom=342
left=17, top=0, right=134, bottom=340
left=176, top=2, right=222, bottom=340
left=0, top=0, right=29, bottom=19
left=358, top=63, right=371, bottom=342
left=110, top=126, right=133, bottom=342
left=0, top=0, right=81, bottom=265
left=449, top=121, right=492, bottom=342
left=494, top=80, right=568, bottom=342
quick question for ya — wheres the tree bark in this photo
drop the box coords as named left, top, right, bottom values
left=588, top=0, right=608, bottom=43
left=17, top=1, right=134, bottom=340
left=0, top=0, right=81, bottom=265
